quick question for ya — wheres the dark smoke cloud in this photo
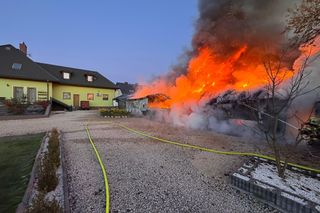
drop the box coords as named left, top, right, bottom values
left=160, top=0, right=301, bottom=85
left=193, top=0, right=299, bottom=56
left=144, top=0, right=319, bottom=136
left=163, top=49, right=193, bottom=83
left=151, top=0, right=302, bottom=86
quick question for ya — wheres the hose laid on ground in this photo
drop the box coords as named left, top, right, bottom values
left=85, top=125, right=110, bottom=213
left=107, top=121, right=320, bottom=174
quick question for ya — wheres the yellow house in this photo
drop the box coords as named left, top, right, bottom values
left=0, top=43, right=117, bottom=109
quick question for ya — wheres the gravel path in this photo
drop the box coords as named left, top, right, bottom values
left=0, top=111, right=277, bottom=212
left=88, top=120, right=275, bottom=213
left=63, top=129, right=105, bottom=212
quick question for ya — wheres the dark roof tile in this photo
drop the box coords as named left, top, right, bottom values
left=0, top=45, right=58, bottom=82
left=37, top=62, right=117, bottom=89
left=0, top=44, right=117, bottom=89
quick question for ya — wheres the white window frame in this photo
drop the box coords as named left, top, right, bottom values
left=63, top=92, right=71, bottom=99
left=63, top=72, right=70, bottom=79
left=12, top=63, right=22, bottom=70
left=87, top=75, right=93, bottom=82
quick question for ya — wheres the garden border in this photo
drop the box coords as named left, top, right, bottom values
left=230, top=158, right=320, bottom=213
left=0, top=104, right=51, bottom=120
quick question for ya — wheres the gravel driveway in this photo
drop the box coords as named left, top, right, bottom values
left=0, top=111, right=276, bottom=212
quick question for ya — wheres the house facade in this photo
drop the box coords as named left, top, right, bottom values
left=0, top=43, right=117, bottom=108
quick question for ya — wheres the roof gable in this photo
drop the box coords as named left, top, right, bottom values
left=0, top=45, right=58, bottom=82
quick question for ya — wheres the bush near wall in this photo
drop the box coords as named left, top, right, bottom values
left=35, top=101, right=49, bottom=109
left=27, top=128, right=62, bottom=213
left=100, top=108, right=130, bottom=117
left=4, top=99, right=29, bottom=115
left=3, top=99, right=49, bottom=115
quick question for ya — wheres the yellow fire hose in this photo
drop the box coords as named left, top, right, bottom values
left=110, top=122, right=320, bottom=174
left=85, top=120, right=320, bottom=213
left=85, top=125, right=110, bottom=213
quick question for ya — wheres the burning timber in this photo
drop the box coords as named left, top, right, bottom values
left=208, top=90, right=287, bottom=119
left=127, top=89, right=320, bottom=143
left=208, top=90, right=320, bottom=138
left=208, top=90, right=290, bottom=134
left=125, top=94, right=170, bottom=115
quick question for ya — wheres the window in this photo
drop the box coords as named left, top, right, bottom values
left=63, top=72, right=70, bottom=79
left=12, top=63, right=22, bottom=70
left=87, top=93, right=94, bottom=100
left=13, top=87, right=24, bottom=101
left=63, top=92, right=71, bottom=99
left=102, top=94, right=109, bottom=101
left=87, top=75, right=93, bottom=82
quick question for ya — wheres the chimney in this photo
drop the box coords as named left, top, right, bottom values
left=19, top=42, right=27, bottom=55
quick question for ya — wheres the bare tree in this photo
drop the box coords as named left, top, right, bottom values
left=287, top=0, right=320, bottom=45
left=241, top=0, right=320, bottom=178
left=254, top=45, right=319, bottom=178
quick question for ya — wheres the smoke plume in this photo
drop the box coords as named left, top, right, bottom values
left=135, top=0, right=319, bottom=137
left=193, top=0, right=301, bottom=70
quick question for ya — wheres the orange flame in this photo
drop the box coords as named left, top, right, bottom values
left=134, top=38, right=320, bottom=109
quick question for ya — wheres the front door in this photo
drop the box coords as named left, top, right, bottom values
left=73, top=94, right=80, bottom=109
left=13, top=87, right=24, bottom=102
left=27, top=87, right=36, bottom=103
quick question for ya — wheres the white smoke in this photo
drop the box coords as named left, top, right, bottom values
left=151, top=99, right=257, bottom=137
left=150, top=47, right=319, bottom=138
left=143, top=0, right=319, bottom=139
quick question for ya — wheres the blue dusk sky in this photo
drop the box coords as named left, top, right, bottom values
left=1, top=1, right=198, bottom=83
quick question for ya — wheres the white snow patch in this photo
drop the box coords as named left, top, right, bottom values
left=238, top=167, right=248, bottom=174
left=233, top=173, right=250, bottom=181
left=255, top=181, right=275, bottom=190
left=251, top=163, right=320, bottom=205
left=291, top=167, right=304, bottom=173
left=255, top=157, right=267, bottom=162
left=243, top=162, right=254, bottom=168
left=281, top=192, right=307, bottom=205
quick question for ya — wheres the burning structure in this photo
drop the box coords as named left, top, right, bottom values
left=125, top=94, right=169, bottom=115
left=131, top=0, right=320, bottom=138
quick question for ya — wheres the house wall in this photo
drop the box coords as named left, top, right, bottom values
left=0, top=78, right=52, bottom=101
left=115, top=89, right=122, bottom=98
left=52, top=84, right=115, bottom=107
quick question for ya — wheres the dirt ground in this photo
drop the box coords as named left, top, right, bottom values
left=0, top=110, right=288, bottom=212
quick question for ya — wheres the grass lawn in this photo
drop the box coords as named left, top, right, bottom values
left=0, top=133, right=44, bottom=213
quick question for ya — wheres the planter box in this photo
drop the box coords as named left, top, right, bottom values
left=231, top=157, right=320, bottom=213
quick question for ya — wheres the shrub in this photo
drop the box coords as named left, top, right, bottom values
left=4, top=98, right=29, bottom=115
left=27, top=192, right=62, bottom=213
left=47, top=128, right=60, bottom=168
left=37, top=153, right=58, bottom=193
left=100, top=108, right=130, bottom=117
left=38, top=129, right=60, bottom=192
left=30, top=128, right=61, bottom=212
left=35, top=101, right=49, bottom=109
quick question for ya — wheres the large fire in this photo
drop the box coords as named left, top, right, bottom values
left=134, top=38, right=320, bottom=109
